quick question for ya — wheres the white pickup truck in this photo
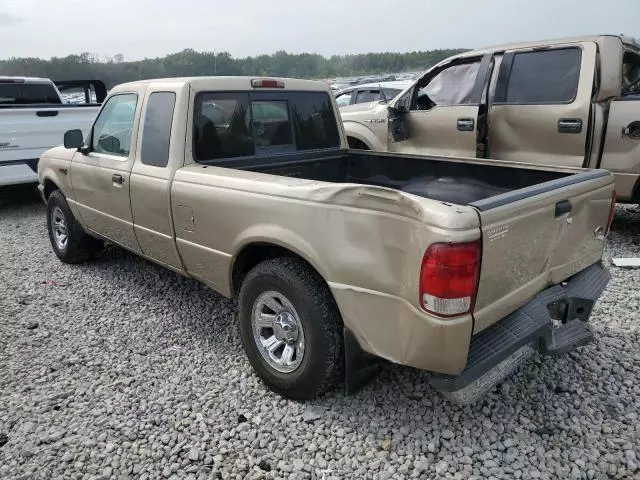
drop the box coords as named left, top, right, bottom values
left=0, top=77, right=106, bottom=186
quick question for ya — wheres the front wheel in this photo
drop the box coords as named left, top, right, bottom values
left=238, top=257, right=344, bottom=400
left=47, top=190, right=103, bottom=263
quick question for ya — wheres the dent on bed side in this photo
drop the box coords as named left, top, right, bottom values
left=304, top=183, right=476, bottom=226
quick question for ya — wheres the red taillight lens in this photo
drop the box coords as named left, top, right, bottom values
left=419, top=241, right=481, bottom=317
left=606, top=190, right=616, bottom=234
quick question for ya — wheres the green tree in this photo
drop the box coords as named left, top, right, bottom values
left=0, top=48, right=468, bottom=88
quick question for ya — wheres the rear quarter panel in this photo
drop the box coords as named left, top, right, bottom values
left=170, top=165, right=481, bottom=367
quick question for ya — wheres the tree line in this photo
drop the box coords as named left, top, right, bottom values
left=0, top=49, right=467, bottom=88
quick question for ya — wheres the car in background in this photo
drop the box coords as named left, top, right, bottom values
left=334, top=80, right=412, bottom=108
left=0, top=76, right=105, bottom=186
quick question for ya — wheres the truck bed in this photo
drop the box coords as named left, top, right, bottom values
left=238, top=150, right=578, bottom=206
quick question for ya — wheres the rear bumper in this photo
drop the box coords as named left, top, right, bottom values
left=333, top=262, right=609, bottom=388
left=430, top=262, right=610, bottom=392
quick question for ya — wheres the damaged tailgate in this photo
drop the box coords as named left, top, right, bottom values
left=470, top=169, right=615, bottom=333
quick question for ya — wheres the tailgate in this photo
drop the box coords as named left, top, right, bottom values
left=0, top=107, right=97, bottom=164
left=470, top=170, right=614, bottom=333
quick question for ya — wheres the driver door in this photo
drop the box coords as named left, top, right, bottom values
left=389, top=56, right=489, bottom=158
left=70, top=88, right=144, bottom=253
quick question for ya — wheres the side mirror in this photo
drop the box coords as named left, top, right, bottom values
left=388, top=91, right=411, bottom=115
left=64, top=129, right=84, bottom=149
left=387, top=104, right=408, bottom=115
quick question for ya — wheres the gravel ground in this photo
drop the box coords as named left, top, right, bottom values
left=1, top=185, right=639, bottom=480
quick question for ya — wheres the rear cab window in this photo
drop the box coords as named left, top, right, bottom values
left=0, top=82, right=61, bottom=105
left=193, top=91, right=340, bottom=162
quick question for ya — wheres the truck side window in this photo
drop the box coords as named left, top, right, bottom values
left=355, top=90, right=382, bottom=104
left=141, top=92, right=176, bottom=167
left=335, top=91, right=353, bottom=107
left=503, top=48, right=581, bottom=104
left=413, top=61, right=481, bottom=110
left=382, top=88, right=402, bottom=101
left=92, top=93, right=138, bottom=157
left=0, top=83, right=61, bottom=105
left=194, top=92, right=254, bottom=161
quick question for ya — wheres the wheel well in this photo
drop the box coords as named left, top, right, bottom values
left=43, top=179, right=59, bottom=200
left=347, top=137, right=370, bottom=150
left=231, top=243, right=323, bottom=298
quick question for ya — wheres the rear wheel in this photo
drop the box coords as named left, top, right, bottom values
left=47, top=190, right=103, bottom=263
left=238, top=257, right=344, bottom=400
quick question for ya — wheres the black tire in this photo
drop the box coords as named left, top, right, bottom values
left=238, top=257, right=344, bottom=400
left=46, top=190, right=103, bottom=263
left=347, top=137, right=370, bottom=150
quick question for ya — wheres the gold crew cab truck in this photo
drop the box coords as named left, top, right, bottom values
left=341, top=35, right=640, bottom=203
left=38, top=76, right=614, bottom=402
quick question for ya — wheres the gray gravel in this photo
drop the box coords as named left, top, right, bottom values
left=1, top=185, right=639, bottom=480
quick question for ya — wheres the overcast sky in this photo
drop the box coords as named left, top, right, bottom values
left=1, top=0, right=638, bottom=60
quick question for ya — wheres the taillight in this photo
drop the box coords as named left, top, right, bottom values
left=419, top=241, right=481, bottom=317
left=606, top=190, right=616, bottom=234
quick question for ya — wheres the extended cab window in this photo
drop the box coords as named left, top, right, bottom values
left=414, top=61, right=481, bottom=110
left=502, top=48, right=581, bottom=104
left=141, top=92, right=176, bottom=167
left=194, top=93, right=254, bottom=161
left=92, top=94, right=137, bottom=157
left=0, top=83, right=61, bottom=105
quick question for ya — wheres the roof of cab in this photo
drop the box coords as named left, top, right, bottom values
left=110, top=76, right=332, bottom=94
left=453, top=34, right=638, bottom=60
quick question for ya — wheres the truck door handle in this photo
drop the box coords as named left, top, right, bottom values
left=112, top=174, right=124, bottom=185
left=457, top=118, right=475, bottom=131
left=555, top=200, right=572, bottom=217
left=558, top=118, right=583, bottom=134
left=36, top=110, right=58, bottom=117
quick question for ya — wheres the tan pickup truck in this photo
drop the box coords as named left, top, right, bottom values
left=37, top=76, right=614, bottom=403
left=341, top=34, right=640, bottom=203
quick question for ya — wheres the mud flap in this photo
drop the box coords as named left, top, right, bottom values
left=344, top=329, right=382, bottom=395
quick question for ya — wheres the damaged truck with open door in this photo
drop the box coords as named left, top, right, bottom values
left=341, top=34, right=640, bottom=204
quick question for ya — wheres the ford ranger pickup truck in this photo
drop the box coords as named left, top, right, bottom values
left=37, top=77, right=614, bottom=403
left=341, top=34, right=640, bottom=203
left=0, top=77, right=106, bottom=186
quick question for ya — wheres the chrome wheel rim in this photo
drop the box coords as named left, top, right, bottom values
left=251, top=290, right=305, bottom=373
left=51, top=207, right=68, bottom=251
